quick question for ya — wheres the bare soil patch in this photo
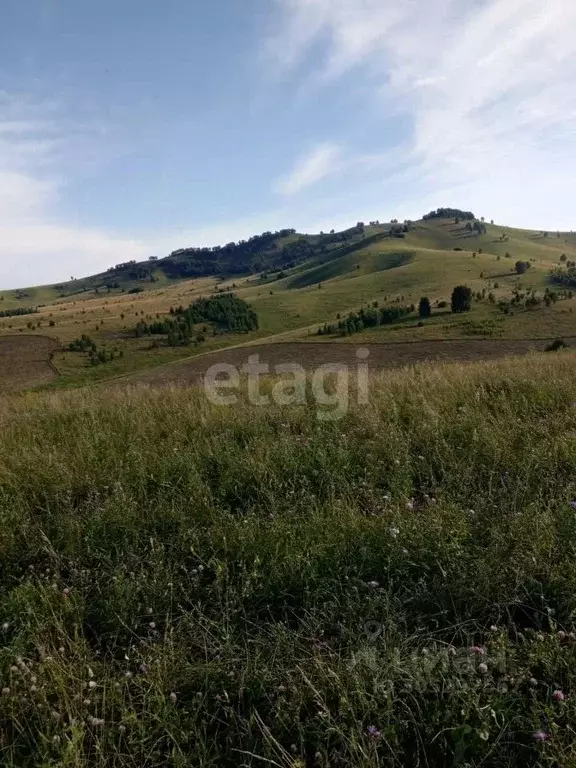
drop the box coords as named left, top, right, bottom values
left=0, top=335, right=61, bottom=392
left=120, top=336, right=576, bottom=389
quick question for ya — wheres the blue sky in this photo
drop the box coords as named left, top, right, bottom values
left=1, top=0, right=575, bottom=288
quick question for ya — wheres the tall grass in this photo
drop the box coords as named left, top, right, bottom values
left=1, top=352, right=576, bottom=766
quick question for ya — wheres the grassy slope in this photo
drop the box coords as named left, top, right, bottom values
left=1, top=352, right=576, bottom=765
left=1, top=218, right=575, bottom=389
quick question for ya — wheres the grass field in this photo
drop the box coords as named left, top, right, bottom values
left=1, top=351, right=576, bottom=765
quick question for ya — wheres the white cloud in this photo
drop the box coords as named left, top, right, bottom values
left=0, top=95, right=154, bottom=288
left=270, top=0, right=576, bottom=228
left=274, top=142, right=343, bottom=195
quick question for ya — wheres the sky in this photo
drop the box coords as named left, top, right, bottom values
left=1, top=0, right=575, bottom=288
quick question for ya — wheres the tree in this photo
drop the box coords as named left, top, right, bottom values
left=515, top=260, right=530, bottom=275
left=418, top=297, right=431, bottom=319
left=451, top=285, right=472, bottom=313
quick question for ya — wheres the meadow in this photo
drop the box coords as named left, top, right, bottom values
left=1, top=351, right=576, bottom=766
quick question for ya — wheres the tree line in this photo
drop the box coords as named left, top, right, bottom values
left=317, top=303, right=414, bottom=337
left=0, top=307, right=38, bottom=318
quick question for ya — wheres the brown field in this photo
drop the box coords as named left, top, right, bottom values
left=116, top=336, right=576, bottom=388
left=0, top=335, right=61, bottom=392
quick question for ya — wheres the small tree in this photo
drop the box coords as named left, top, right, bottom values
left=418, top=296, right=431, bottom=319
left=515, top=260, right=530, bottom=275
left=451, top=285, right=472, bottom=313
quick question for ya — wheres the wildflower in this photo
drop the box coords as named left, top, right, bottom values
left=553, top=689, right=565, bottom=702
left=533, top=730, right=549, bottom=742
left=124, top=671, right=133, bottom=679
left=536, top=633, right=545, bottom=642
left=10, top=665, right=19, bottom=674
left=390, top=527, right=399, bottom=539
left=145, top=607, right=153, bottom=615
left=402, top=548, right=409, bottom=556
left=83, top=699, right=91, bottom=706
left=478, top=662, right=488, bottom=675
left=529, top=678, right=538, bottom=687
left=406, top=501, right=414, bottom=510
left=470, top=646, right=485, bottom=656
left=490, top=625, right=498, bottom=632
left=148, top=622, right=156, bottom=630
left=139, top=663, right=150, bottom=675
left=367, top=580, right=380, bottom=588
left=394, top=458, right=400, bottom=466
left=119, top=725, right=126, bottom=734
left=1, top=622, right=9, bottom=633
left=447, top=646, right=457, bottom=657
left=558, top=631, right=566, bottom=639
left=88, top=680, right=97, bottom=689
left=1, top=687, right=10, bottom=696
left=63, top=587, right=71, bottom=596
left=169, top=692, right=177, bottom=703
left=367, top=725, right=381, bottom=738
left=570, top=500, right=576, bottom=510
left=89, top=716, right=105, bottom=727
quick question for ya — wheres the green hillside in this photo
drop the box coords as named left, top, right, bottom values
left=1, top=209, right=575, bottom=390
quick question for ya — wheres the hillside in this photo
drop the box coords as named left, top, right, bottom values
left=0, top=210, right=575, bottom=391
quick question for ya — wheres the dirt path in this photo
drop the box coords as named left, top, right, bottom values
left=116, top=336, right=576, bottom=389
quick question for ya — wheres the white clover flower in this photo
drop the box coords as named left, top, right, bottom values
left=478, top=663, right=488, bottom=675
left=390, top=527, right=400, bottom=539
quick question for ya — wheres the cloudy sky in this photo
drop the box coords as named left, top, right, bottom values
left=1, top=0, right=575, bottom=288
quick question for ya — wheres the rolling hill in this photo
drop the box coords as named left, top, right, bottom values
left=0, top=209, right=575, bottom=390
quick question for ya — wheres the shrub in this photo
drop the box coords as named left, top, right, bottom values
left=546, top=338, right=568, bottom=352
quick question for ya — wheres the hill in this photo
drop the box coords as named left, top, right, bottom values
left=0, top=210, right=575, bottom=391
